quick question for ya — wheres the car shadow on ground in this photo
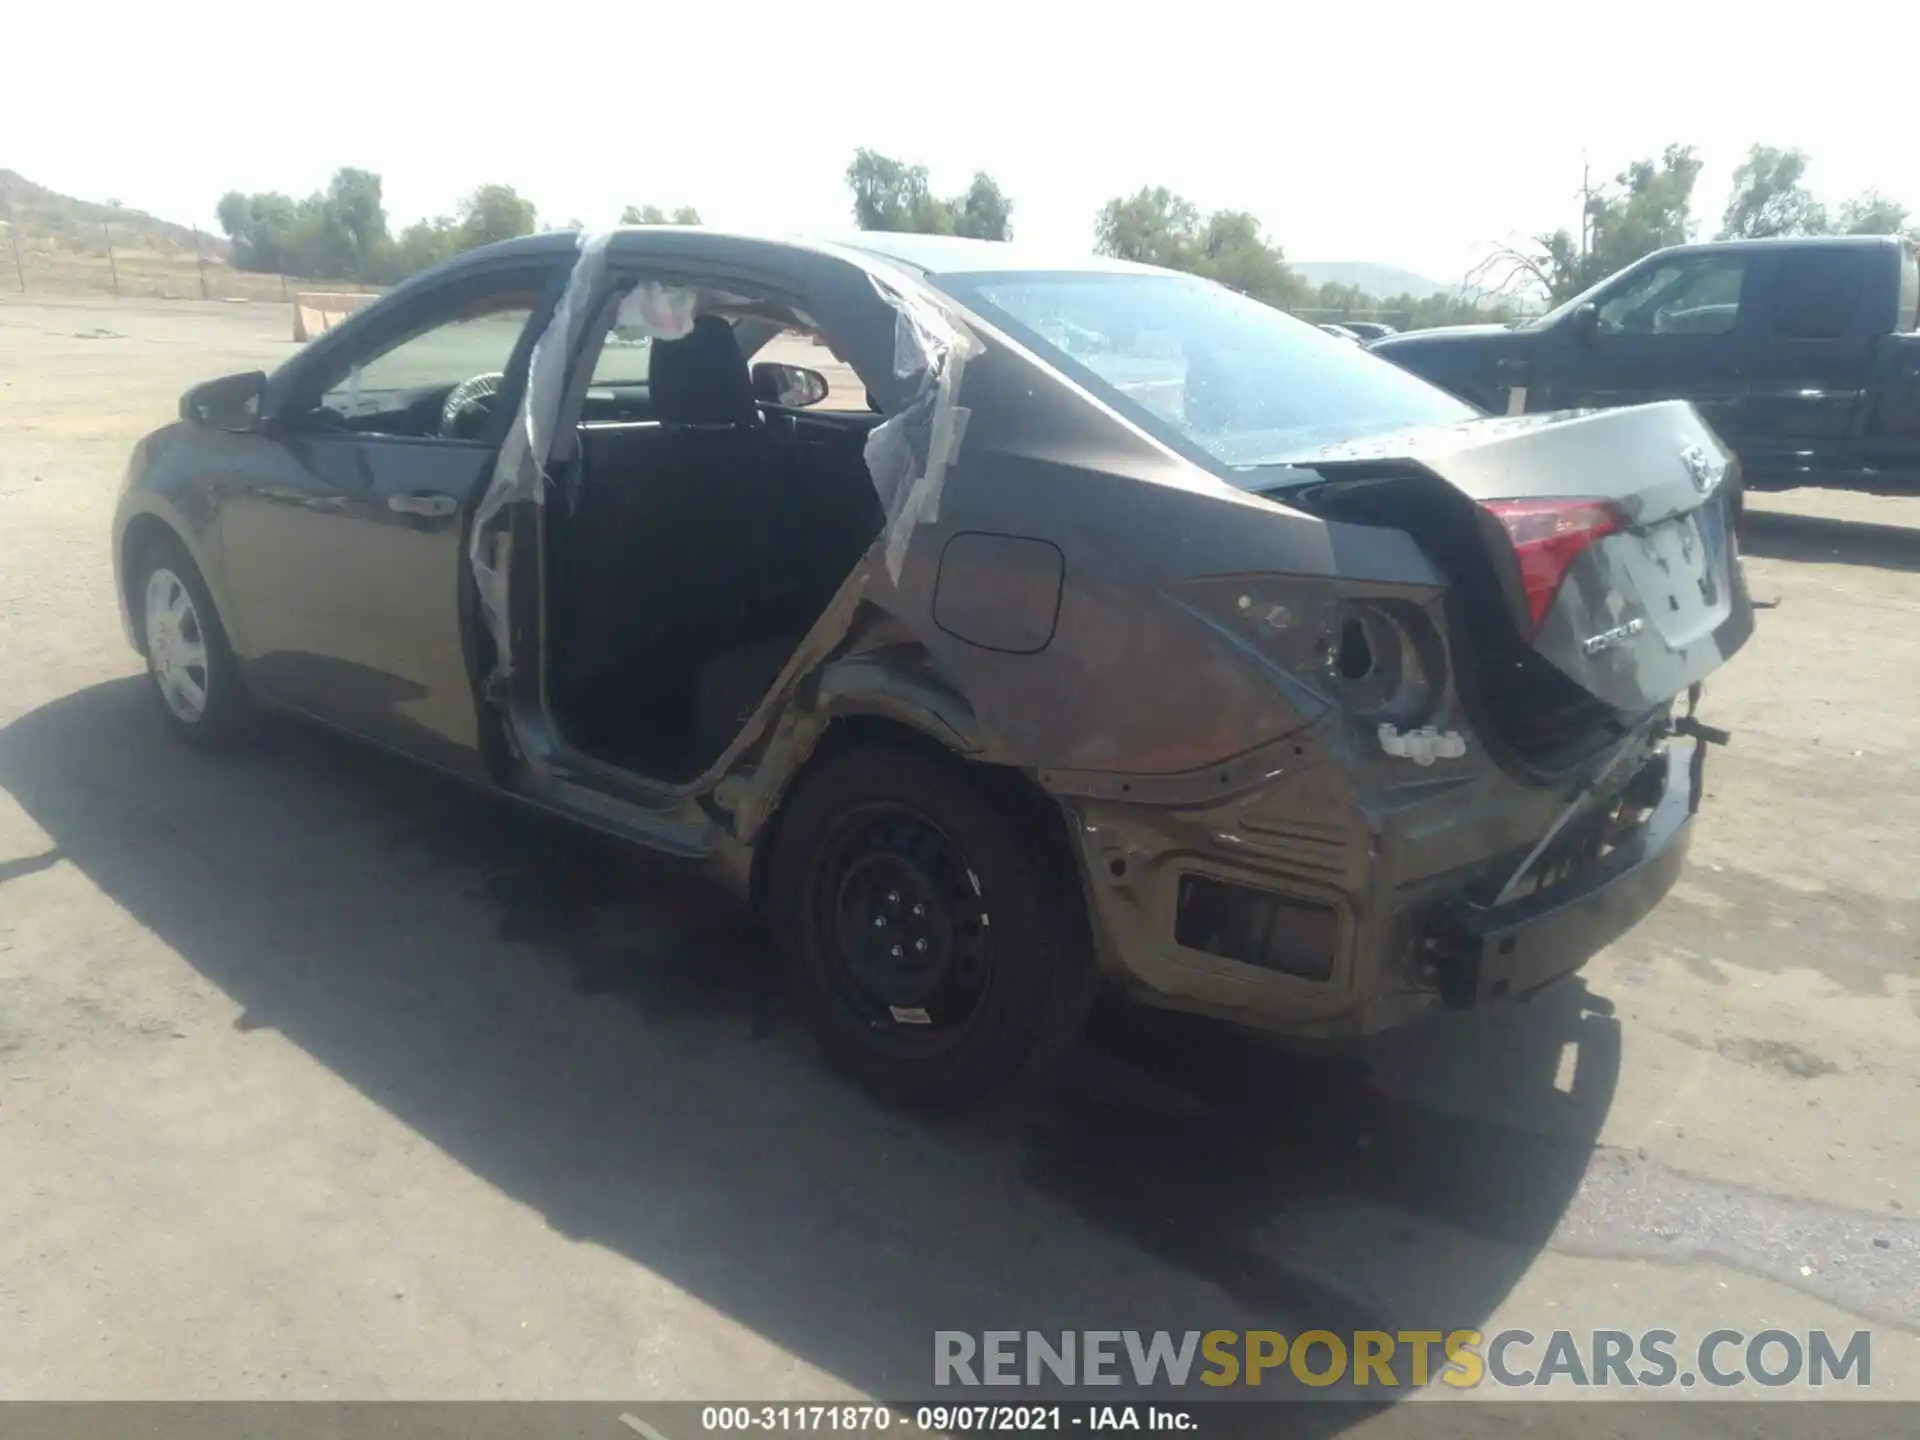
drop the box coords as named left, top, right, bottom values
left=0, top=679, right=1624, bottom=1428
left=1740, top=506, right=1920, bottom=574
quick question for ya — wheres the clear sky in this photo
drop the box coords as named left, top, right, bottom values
left=8, top=2, right=1903, bottom=288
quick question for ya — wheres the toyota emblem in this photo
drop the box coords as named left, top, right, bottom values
left=1681, top=443, right=1723, bottom=495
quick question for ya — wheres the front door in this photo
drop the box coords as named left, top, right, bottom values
left=1530, top=249, right=1756, bottom=450
left=220, top=265, right=554, bottom=775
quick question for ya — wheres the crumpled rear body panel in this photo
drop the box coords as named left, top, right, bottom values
left=471, top=231, right=1744, bottom=1038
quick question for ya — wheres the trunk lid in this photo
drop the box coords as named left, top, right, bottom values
left=1272, top=402, right=1754, bottom=764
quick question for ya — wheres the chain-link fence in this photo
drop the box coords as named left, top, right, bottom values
left=1290, top=302, right=1543, bottom=329
left=0, top=197, right=382, bottom=303
left=0, top=191, right=1530, bottom=326
left=1290, top=306, right=1417, bottom=327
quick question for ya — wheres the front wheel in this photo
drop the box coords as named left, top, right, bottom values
left=765, top=743, right=1098, bottom=1108
left=133, top=535, right=251, bottom=747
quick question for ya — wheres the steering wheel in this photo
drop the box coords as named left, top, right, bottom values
left=440, top=372, right=504, bottom=439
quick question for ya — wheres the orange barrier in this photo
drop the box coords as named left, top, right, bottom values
left=293, top=290, right=379, bottom=342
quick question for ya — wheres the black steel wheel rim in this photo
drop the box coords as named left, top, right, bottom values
left=813, top=802, right=994, bottom=1053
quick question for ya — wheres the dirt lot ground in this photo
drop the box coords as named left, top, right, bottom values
left=1, top=293, right=1917, bottom=1427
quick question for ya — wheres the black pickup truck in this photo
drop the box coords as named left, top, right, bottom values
left=1368, top=234, right=1920, bottom=494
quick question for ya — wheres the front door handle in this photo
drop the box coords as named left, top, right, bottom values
left=388, top=492, right=458, bottom=518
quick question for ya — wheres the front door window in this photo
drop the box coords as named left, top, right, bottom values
left=1596, top=258, right=1747, bottom=337
left=297, top=288, right=541, bottom=442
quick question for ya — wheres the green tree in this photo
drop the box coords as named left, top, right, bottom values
left=1093, top=186, right=1203, bottom=268
left=283, top=193, right=341, bottom=276
left=214, top=168, right=392, bottom=279
left=374, top=183, right=538, bottom=281
left=1196, top=209, right=1304, bottom=307
left=384, top=216, right=460, bottom=280
left=215, top=189, right=299, bottom=273
left=216, top=171, right=560, bottom=284
left=215, top=191, right=250, bottom=246
left=1719, top=145, right=1828, bottom=239
left=1593, top=145, right=1702, bottom=268
left=1474, top=147, right=1703, bottom=305
left=951, top=173, right=1012, bottom=241
left=1529, top=227, right=1601, bottom=303
left=842, top=150, right=1010, bottom=238
left=1400, top=292, right=1514, bottom=328
left=1836, top=190, right=1910, bottom=235
left=1305, top=282, right=1513, bottom=332
left=1315, top=281, right=1371, bottom=314
left=459, top=183, right=538, bottom=248
left=1092, top=186, right=1303, bottom=308
left=324, top=167, right=389, bottom=272
left=846, top=149, right=942, bottom=232
left=619, top=203, right=702, bottom=225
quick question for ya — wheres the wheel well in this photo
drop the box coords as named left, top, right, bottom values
left=120, top=514, right=185, bottom=654
left=747, top=714, right=1084, bottom=910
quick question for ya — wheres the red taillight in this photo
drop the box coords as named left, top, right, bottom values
left=1482, top=498, right=1625, bottom=631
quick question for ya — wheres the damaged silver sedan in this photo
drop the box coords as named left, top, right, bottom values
left=111, top=228, right=1753, bottom=1104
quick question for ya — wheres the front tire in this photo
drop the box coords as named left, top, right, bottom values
left=766, top=741, right=1098, bottom=1108
left=132, top=534, right=250, bottom=748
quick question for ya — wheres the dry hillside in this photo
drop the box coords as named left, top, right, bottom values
left=0, top=170, right=365, bottom=301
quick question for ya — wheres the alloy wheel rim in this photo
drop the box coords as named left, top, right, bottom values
left=144, top=567, right=210, bottom=723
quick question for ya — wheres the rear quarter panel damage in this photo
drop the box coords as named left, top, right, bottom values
left=477, top=235, right=1719, bottom=1037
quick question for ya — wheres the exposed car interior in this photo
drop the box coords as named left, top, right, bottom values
left=543, top=304, right=887, bottom=784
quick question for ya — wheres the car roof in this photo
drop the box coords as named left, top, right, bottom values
left=431, top=227, right=1914, bottom=299
left=1659, top=233, right=1910, bottom=258
left=470, top=226, right=1163, bottom=271
left=811, top=231, right=1164, bottom=277
left=427, top=226, right=1175, bottom=293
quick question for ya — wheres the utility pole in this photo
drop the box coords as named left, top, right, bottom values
left=102, top=218, right=121, bottom=296
left=1577, top=153, right=1597, bottom=267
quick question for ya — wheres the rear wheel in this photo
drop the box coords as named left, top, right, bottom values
left=766, top=742, right=1097, bottom=1108
left=133, top=535, right=250, bottom=748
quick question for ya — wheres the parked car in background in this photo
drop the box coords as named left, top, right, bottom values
left=1319, top=323, right=1362, bottom=341
left=113, top=229, right=1751, bottom=1108
left=1368, top=235, right=1920, bottom=494
left=1334, top=320, right=1397, bottom=342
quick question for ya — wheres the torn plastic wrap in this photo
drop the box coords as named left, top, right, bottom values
left=861, top=276, right=981, bottom=582
left=615, top=281, right=699, bottom=337
left=470, top=239, right=970, bottom=684
left=467, top=234, right=698, bottom=683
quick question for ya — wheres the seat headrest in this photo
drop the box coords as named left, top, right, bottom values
left=648, top=314, right=757, bottom=426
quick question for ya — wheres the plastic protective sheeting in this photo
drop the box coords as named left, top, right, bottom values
left=615, top=281, right=700, bottom=337
left=468, top=234, right=698, bottom=681
left=862, top=275, right=980, bottom=582
left=469, top=237, right=976, bottom=682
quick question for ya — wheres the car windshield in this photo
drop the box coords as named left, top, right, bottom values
left=936, top=270, right=1475, bottom=474
left=1522, top=267, right=1622, bottom=331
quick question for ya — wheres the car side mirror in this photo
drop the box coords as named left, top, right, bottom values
left=1571, top=303, right=1601, bottom=344
left=181, top=370, right=267, bottom=432
left=751, top=362, right=831, bottom=409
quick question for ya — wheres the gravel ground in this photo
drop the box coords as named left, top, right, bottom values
left=1, top=293, right=1917, bottom=1428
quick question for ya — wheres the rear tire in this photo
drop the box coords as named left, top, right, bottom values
left=132, top=533, right=251, bottom=749
left=765, top=742, right=1098, bottom=1108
